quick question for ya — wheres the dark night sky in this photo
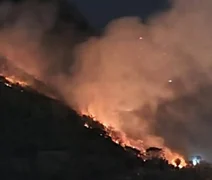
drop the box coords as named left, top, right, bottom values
left=72, top=0, right=171, bottom=28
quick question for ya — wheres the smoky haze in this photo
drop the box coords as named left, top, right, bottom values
left=0, top=0, right=212, bottom=161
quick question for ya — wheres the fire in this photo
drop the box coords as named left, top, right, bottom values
left=84, top=121, right=145, bottom=153
left=83, top=113, right=145, bottom=152
left=82, top=109, right=187, bottom=168
left=0, top=69, right=29, bottom=87
left=4, top=75, right=29, bottom=87
left=164, top=148, right=187, bottom=168
left=0, top=73, right=187, bottom=168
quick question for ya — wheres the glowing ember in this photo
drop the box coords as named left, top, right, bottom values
left=4, top=76, right=29, bottom=87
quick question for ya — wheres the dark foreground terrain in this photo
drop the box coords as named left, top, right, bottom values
left=0, top=77, right=211, bottom=180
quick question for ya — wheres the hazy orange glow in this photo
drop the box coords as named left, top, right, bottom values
left=82, top=107, right=187, bottom=168
left=0, top=73, right=187, bottom=168
left=164, top=148, right=187, bottom=168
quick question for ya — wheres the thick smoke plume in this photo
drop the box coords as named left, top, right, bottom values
left=0, top=0, right=212, bottom=161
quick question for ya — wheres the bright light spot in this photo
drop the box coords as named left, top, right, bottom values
left=192, top=157, right=201, bottom=166
left=5, top=83, right=12, bottom=87
left=168, top=79, right=172, bottom=83
left=139, top=37, right=143, bottom=40
left=84, top=123, right=89, bottom=128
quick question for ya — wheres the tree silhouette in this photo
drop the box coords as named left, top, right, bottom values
left=174, top=158, right=181, bottom=168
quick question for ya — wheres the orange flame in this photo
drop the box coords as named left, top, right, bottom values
left=164, top=148, right=187, bottom=168
left=82, top=108, right=187, bottom=168
left=4, top=75, right=29, bottom=87
left=0, top=69, right=29, bottom=87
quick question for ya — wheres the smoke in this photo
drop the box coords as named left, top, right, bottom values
left=0, top=0, right=212, bottom=161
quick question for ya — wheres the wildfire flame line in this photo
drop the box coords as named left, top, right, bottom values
left=83, top=114, right=187, bottom=168
left=0, top=73, right=187, bottom=168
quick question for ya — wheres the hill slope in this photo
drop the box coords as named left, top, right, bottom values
left=0, top=78, right=211, bottom=180
left=0, top=76, right=145, bottom=180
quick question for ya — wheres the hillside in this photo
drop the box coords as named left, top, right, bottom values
left=0, top=76, right=145, bottom=180
left=0, top=77, right=211, bottom=180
